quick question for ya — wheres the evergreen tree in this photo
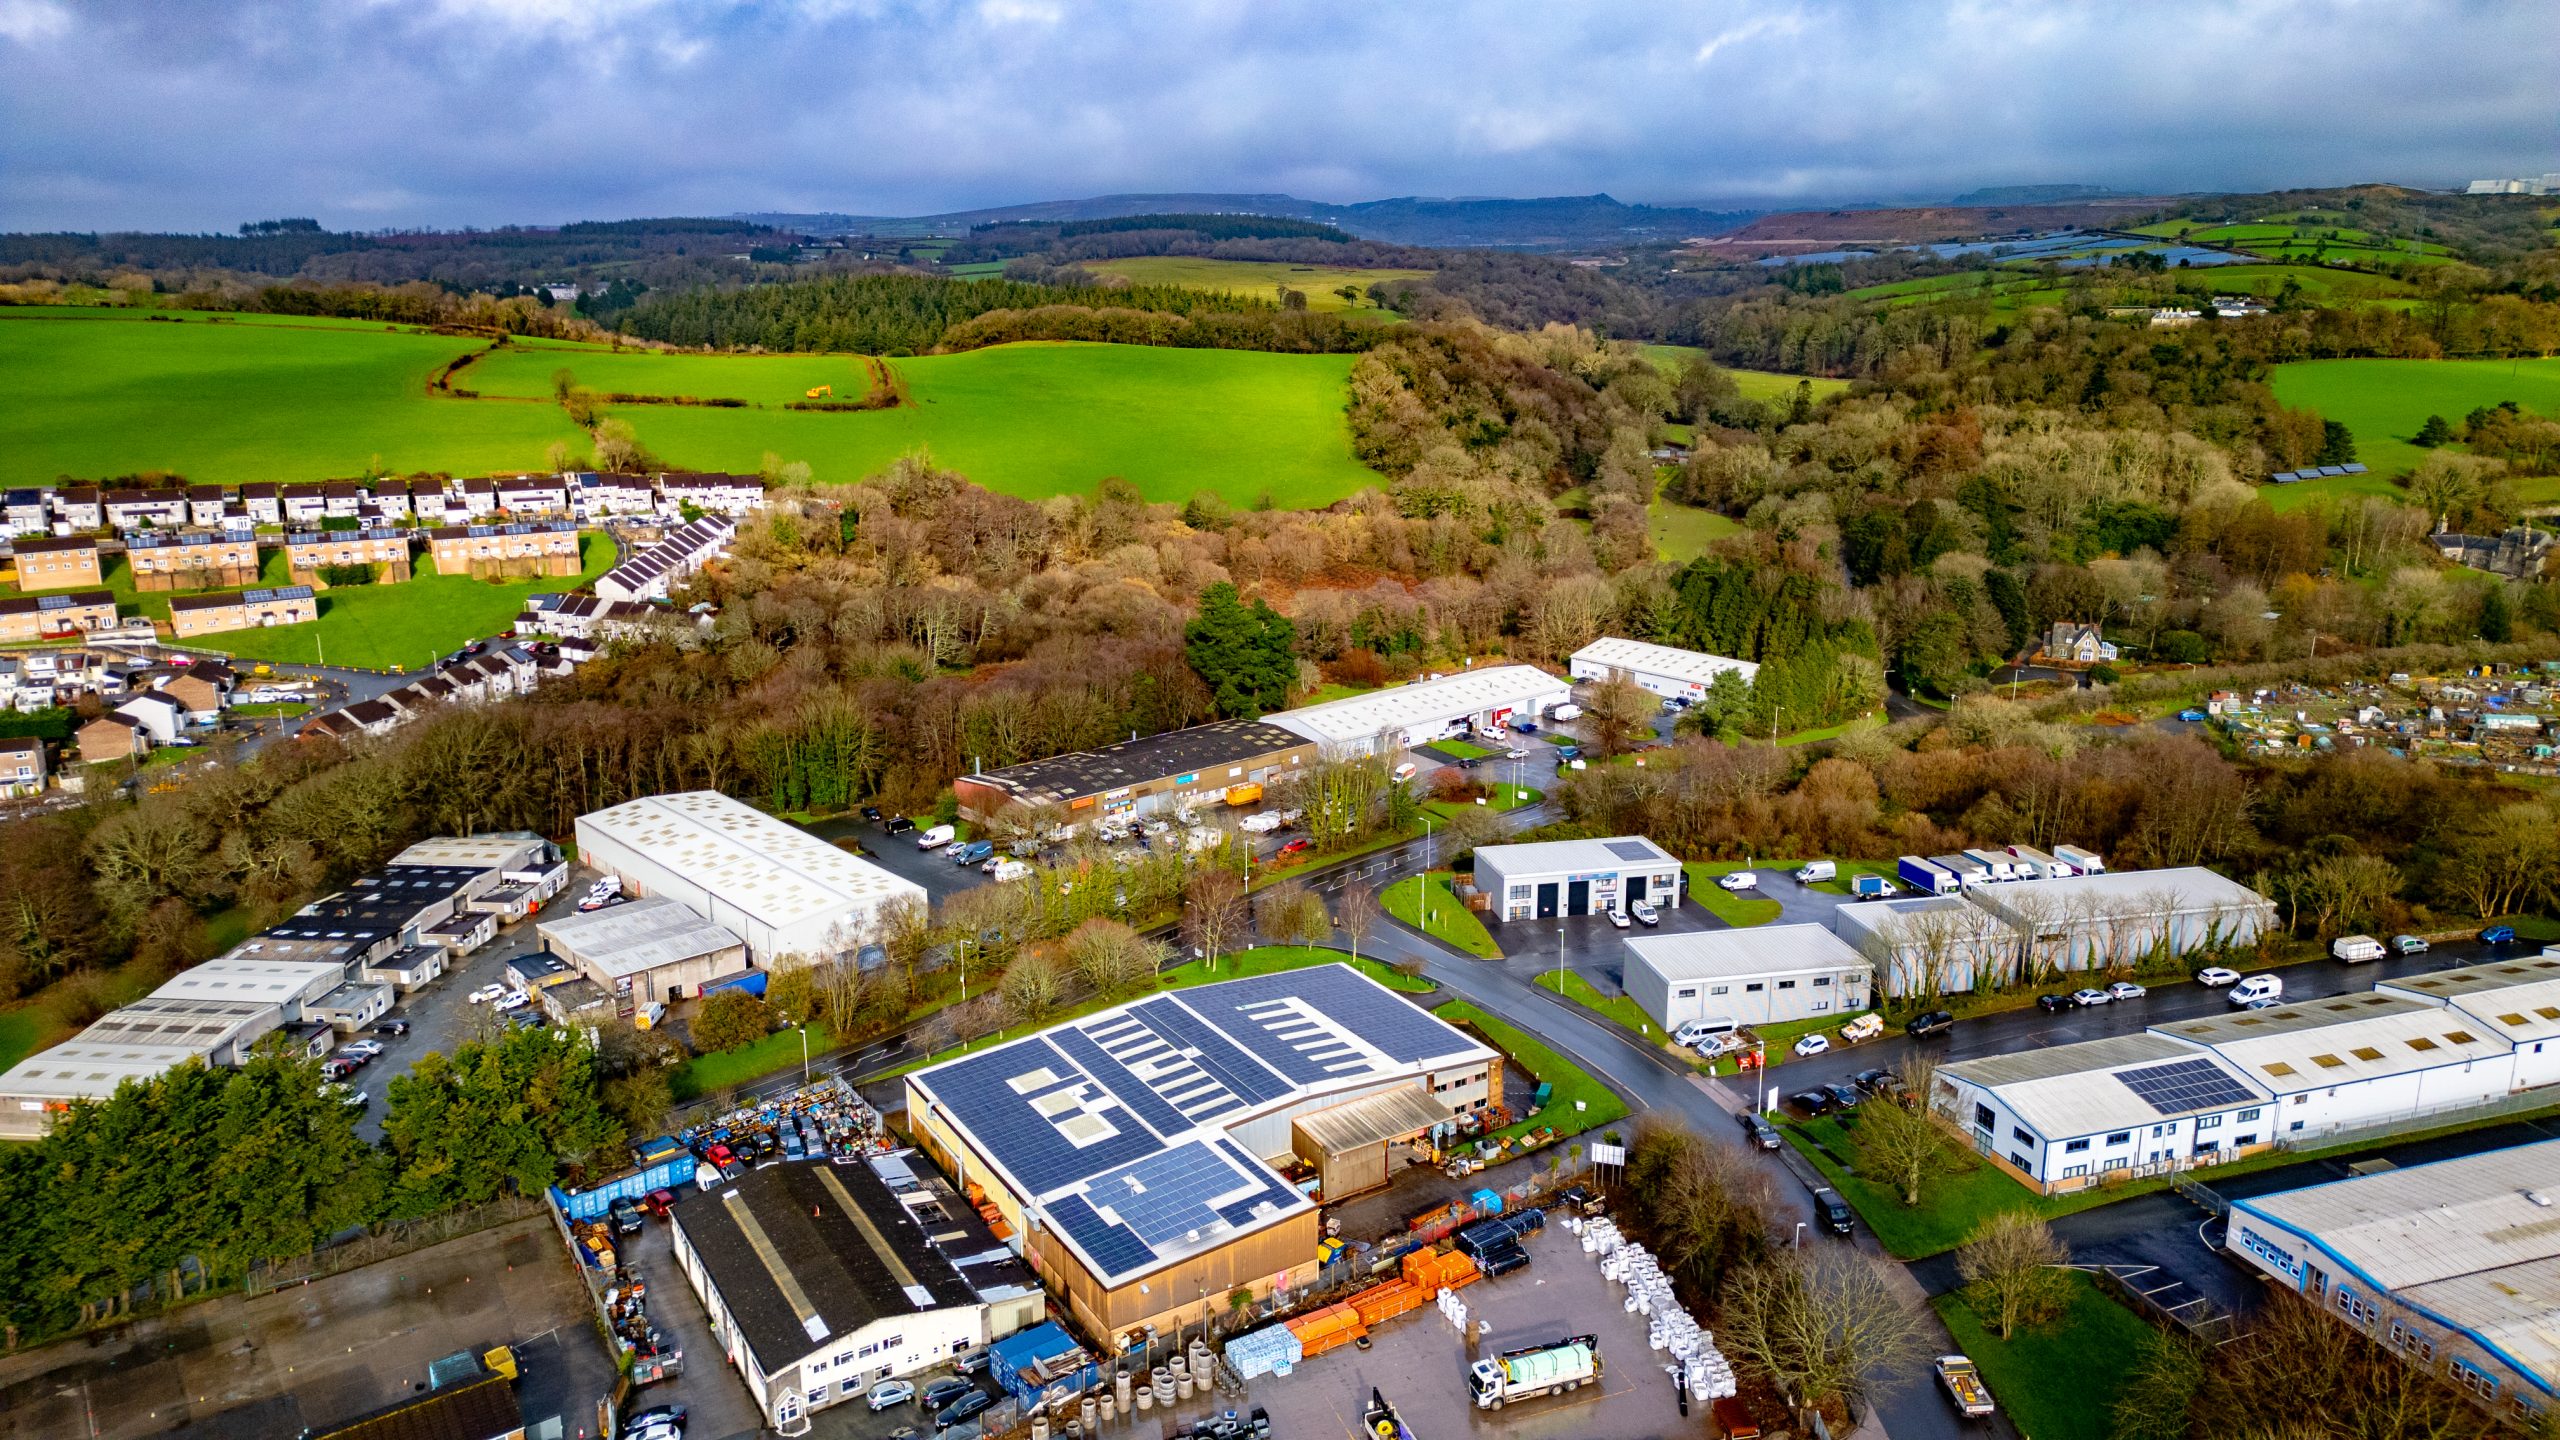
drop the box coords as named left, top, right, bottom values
left=2414, top=414, right=2452, bottom=448
left=2480, top=584, right=2514, bottom=643
left=1185, top=583, right=1297, bottom=719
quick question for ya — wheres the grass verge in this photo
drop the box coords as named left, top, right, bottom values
left=1681, top=861, right=1783, bottom=927
left=1431, top=999, right=1628, bottom=1143
left=1534, top=970, right=1670, bottom=1046
left=1929, top=1272, right=2153, bottom=1440
left=670, top=1020, right=839, bottom=1101
left=1383, top=871, right=1501, bottom=957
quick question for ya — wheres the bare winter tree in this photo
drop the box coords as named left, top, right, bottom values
left=1337, top=883, right=1382, bottom=965
left=1182, top=867, right=1249, bottom=970
left=1955, top=1212, right=2071, bottom=1340
left=1721, top=1248, right=1930, bottom=1421
left=997, top=947, right=1068, bottom=1025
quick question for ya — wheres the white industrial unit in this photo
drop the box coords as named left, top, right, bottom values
left=1829, top=894, right=2019, bottom=999
left=575, top=791, right=927, bottom=964
left=1937, top=1034, right=2275, bottom=1191
left=2382, top=952, right=2560, bottom=1089
left=1623, top=925, right=1874, bottom=1031
left=1472, top=835, right=1683, bottom=922
left=1263, top=665, right=1571, bottom=753
left=1567, top=636, right=1758, bottom=700
left=1965, top=867, right=2274, bottom=976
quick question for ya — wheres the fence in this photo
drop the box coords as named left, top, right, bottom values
left=2267, top=1087, right=2560, bottom=1157
left=245, top=1194, right=547, bottom=1295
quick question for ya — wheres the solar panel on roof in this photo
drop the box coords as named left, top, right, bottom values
left=1050, top=1025, right=1195, bottom=1139
left=1092, top=1142, right=1235, bottom=1244
left=1044, top=1193, right=1154, bottom=1277
left=1604, top=839, right=1660, bottom=863
left=2118, top=1058, right=2256, bottom=1116
left=1132, top=998, right=1292, bottom=1106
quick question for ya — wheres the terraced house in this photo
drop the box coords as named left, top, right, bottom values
left=0, top=590, right=118, bottom=643
left=168, top=585, right=317, bottom=638
left=123, top=530, right=260, bottom=591
left=8, top=536, right=102, bottom=592
left=285, top=528, right=412, bottom=584
left=425, top=522, right=583, bottom=580
left=101, top=487, right=188, bottom=531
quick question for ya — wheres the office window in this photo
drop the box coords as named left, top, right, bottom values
left=2290, top=1120, right=2305, bottom=1132
left=2064, top=1138, right=2090, bottom=1154
left=2388, top=1321, right=2434, bottom=1363
left=2195, top=1114, right=2223, bottom=1131
left=2105, top=1131, right=2131, bottom=1146
left=2011, top=1126, right=2035, bottom=1147
left=2101, top=1156, right=2128, bottom=1172
left=1812, top=1000, right=1831, bottom=1012
left=1746, top=983, right=1764, bottom=993
left=1777, top=980, right=1797, bottom=990
left=2061, top=1164, right=2088, bottom=1179
left=1710, top=985, right=1730, bottom=996
left=2453, top=1360, right=2498, bottom=1401
left=1814, top=975, right=1833, bottom=987
left=2237, top=1108, right=2263, bottom=1122
left=1675, top=987, right=1698, bottom=999
left=1974, top=1104, right=1995, bottom=1131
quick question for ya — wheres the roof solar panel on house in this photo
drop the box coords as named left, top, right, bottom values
left=2119, top=1057, right=2257, bottom=1116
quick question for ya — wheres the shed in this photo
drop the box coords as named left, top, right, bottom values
left=1291, top=1086, right=1451, bottom=1200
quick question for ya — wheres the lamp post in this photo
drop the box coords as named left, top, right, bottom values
left=1792, top=1221, right=1806, bottom=1251
left=795, top=1024, right=810, bottom=1085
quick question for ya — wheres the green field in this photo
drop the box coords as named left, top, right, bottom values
left=210, top=532, right=616, bottom=671
left=1641, top=346, right=1851, bottom=403
left=1650, top=496, right=1743, bottom=560
left=1075, top=256, right=1430, bottom=312
left=2270, top=356, right=2560, bottom=486
left=1931, top=1273, right=2153, bottom=1440
left=0, top=311, right=1380, bottom=508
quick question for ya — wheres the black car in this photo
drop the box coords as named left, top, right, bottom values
left=1904, top=1010, right=1955, bottom=1039
left=934, top=1390, right=996, bottom=1431
left=1810, top=1185, right=1854, bottom=1236
left=1789, top=1089, right=1835, bottom=1117
left=1822, top=1081, right=1863, bottom=1110
left=2036, top=993, right=2071, bottom=1013
left=372, top=1019, right=411, bottom=1037
left=1739, top=1113, right=1782, bottom=1151
left=609, top=1196, right=644, bottom=1235
left=921, top=1379, right=975, bottom=1412
left=1851, top=1067, right=1896, bottom=1095
left=882, top=815, right=916, bottom=835
left=861, top=805, right=884, bottom=823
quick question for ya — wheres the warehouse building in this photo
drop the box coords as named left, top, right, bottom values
left=1830, top=893, right=2020, bottom=999
left=669, top=1159, right=997, bottom=1429
left=539, top=895, right=751, bottom=1010
left=1965, top=867, right=2275, bottom=977
left=1623, top=925, right=1875, bottom=1032
left=2151, top=993, right=2519, bottom=1142
left=904, top=964, right=1497, bottom=1346
left=576, top=791, right=927, bottom=964
left=1470, top=835, right=1683, bottom=923
left=2382, top=952, right=2560, bottom=1089
left=952, top=719, right=1317, bottom=828
left=2226, top=1140, right=2560, bottom=1419
left=1935, top=1034, right=2276, bottom=1192
left=1263, top=664, right=1571, bottom=754
left=1567, top=636, right=1758, bottom=700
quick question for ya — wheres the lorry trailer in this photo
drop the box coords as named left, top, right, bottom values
left=1470, top=1335, right=1600, bottom=1409
left=1897, top=855, right=1958, bottom=895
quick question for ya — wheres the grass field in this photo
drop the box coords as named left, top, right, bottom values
left=1431, top=999, right=1627, bottom=1143
left=1384, top=871, right=1502, bottom=957
left=2270, top=356, right=2560, bottom=484
left=1650, top=496, right=1744, bottom=560
left=1931, top=1273, right=2152, bottom=1440
left=1640, top=346, right=1851, bottom=403
left=1074, top=257, right=1430, bottom=312
left=210, top=532, right=616, bottom=670
left=0, top=312, right=1380, bottom=508
left=1681, top=861, right=1783, bottom=926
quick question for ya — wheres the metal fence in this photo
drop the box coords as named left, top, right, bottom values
left=245, top=1194, right=546, bottom=1295
left=2266, top=1088, right=2560, bottom=1156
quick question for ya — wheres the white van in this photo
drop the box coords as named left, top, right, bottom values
left=2228, top=974, right=2284, bottom=1006
left=1674, top=1016, right=1739, bottom=1049
left=1393, top=761, right=1419, bottom=781
left=1795, top=860, right=1838, bottom=884
left=1550, top=703, right=1583, bottom=722
left=988, top=858, right=1032, bottom=883
left=2331, top=935, right=2386, bottom=963
left=916, top=824, right=956, bottom=850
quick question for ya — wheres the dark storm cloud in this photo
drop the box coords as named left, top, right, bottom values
left=2, top=0, right=2552, bottom=230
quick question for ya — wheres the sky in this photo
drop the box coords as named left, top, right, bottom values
left=3, top=0, right=2555, bottom=232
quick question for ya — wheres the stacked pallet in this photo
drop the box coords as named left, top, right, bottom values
left=1224, top=1323, right=1304, bottom=1380
left=1401, top=1247, right=1480, bottom=1292
left=1287, top=1302, right=1368, bottom=1359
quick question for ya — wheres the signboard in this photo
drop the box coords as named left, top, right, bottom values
left=1174, top=773, right=1198, bottom=785
left=1587, top=1142, right=1626, bottom=1167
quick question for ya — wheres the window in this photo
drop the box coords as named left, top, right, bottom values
left=1675, top=986, right=1698, bottom=999
left=2102, top=1156, right=2128, bottom=1172
left=2453, top=1360, right=2498, bottom=1401
left=1814, top=975, right=1833, bottom=987
left=2237, top=1108, right=2262, bottom=1123
left=2106, top=1131, right=2131, bottom=1146
left=2234, top=1226, right=2300, bottom=1277
left=2335, top=1288, right=2376, bottom=1326
left=2152, top=1122, right=2179, bottom=1136
left=2064, top=1138, right=2091, bottom=1153
left=2195, top=1114, right=2222, bottom=1131
left=1812, top=1000, right=1831, bottom=1012
left=1746, top=983, right=1765, bottom=993
left=2388, top=1321, right=2434, bottom=1363
left=2011, top=1126, right=2036, bottom=1147
left=2292, top=1094, right=2307, bottom=1106
left=1975, top=1104, right=1996, bottom=1131
left=1710, top=985, right=1730, bottom=996
left=1777, top=980, right=1797, bottom=990
left=2061, top=1164, right=2088, bottom=1179
left=2290, top=1120, right=2305, bottom=1132
left=2235, top=1135, right=2257, bottom=1147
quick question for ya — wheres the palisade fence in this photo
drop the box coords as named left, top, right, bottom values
left=244, top=1194, right=548, bottom=1296
left=2267, top=1087, right=2560, bottom=1156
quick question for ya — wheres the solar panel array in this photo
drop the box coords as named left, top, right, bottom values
left=1605, top=839, right=1661, bottom=863
left=1091, top=1142, right=1238, bottom=1245
left=2118, top=1057, right=2257, bottom=1117
left=918, top=1039, right=1160, bottom=1193
left=1131, top=997, right=1294, bottom=1106
left=1210, top=1139, right=1304, bottom=1226
left=1044, top=1194, right=1153, bottom=1277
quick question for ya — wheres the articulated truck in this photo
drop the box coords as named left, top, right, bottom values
left=1469, top=1335, right=1601, bottom=1409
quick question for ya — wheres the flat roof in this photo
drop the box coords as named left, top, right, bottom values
left=2237, top=1138, right=2560, bottom=1392
left=2154, top=993, right=2514, bottom=1091
left=1828, top=893, right=2013, bottom=943
left=1624, top=923, right=1871, bottom=984
left=908, top=965, right=1493, bottom=1287
left=1967, top=866, right=2274, bottom=922
left=1263, top=665, right=1570, bottom=747
left=2380, top=954, right=2560, bottom=1045
left=672, top=1159, right=980, bottom=1375
left=1474, top=835, right=1678, bottom=877
left=1944, top=1032, right=2272, bottom=1139
left=957, top=719, right=1311, bottom=810
left=1569, top=636, right=1759, bottom=686
left=0, top=1041, right=213, bottom=1101
left=390, top=833, right=553, bottom=871
left=577, top=791, right=926, bottom=931
left=152, top=956, right=345, bottom=1005
left=539, top=896, right=745, bottom=978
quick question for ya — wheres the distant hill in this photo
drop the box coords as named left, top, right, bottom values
left=741, top=192, right=1762, bottom=249
left=1950, top=184, right=2128, bottom=206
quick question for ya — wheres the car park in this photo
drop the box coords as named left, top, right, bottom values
left=1629, top=900, right=1660, bottom=926
left=2106, top=981, right=2147, bottom=1001
left=467, top=984, right=506, bottom=1005
left=1789, top=1089, right=1834, bottom=1117
left=1822, top=1081, right=1863, bottom=1110
left=869, top=1380, right=917, bottom=1411
left=2036, top=993, right=2070, bottom=1013
left=1718, top=871, right=1759, bottom=892
left=1606, top=908, right=1631, bottom=929
left=935, top=1390, right=996, bottom=1430
left=2070, top=987, right=2111, bottom=1007
left=2393, top=934, right=2430, bottom=954
left=1739, top=1113, right=1782, bottom=1150
left=2483, top=925, right=2520, bottom=944
left=1792, top=1033, right=1829, bottom=1057
left=1904, top=1010, right=1955, bottom=1038
left=2196, top=966, right=2242, bottom=987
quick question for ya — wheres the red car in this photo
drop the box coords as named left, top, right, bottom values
left=642, top=1188, right=677, bottom=1220
left=700, top=1142, right=736, bottom=1169
left=1274, top=839, right=1311, bottom=859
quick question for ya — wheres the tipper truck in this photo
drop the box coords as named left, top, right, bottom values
left=1935, top=1354, right=1996, bottom=1418
left=1470, top=1335, right=1601, bottom=1409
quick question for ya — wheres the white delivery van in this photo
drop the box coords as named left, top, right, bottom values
left=2331, top=935, right=2387, bottom=963
left=1550, top=703, right=1583, bottom=721
left=2228, top=974, right=2284, bottom=1006
left=988, top=858, right=1032, bottom=883
left=1795, top=860, right=1838, bottom=884
left=915, top=824, right=956, bottom=850
left=1393, top=761, right=1419, bottom=780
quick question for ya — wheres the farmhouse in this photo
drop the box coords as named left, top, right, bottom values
left=1469, top=835, right=1684, bottom=923
left=594, top=515, right=735, bottom=602
left=1566, top=636, right=1759, bottom=700
left=1623, top=924, right=1874, bottom=1031
left=1263, top=664, right=1572, bottom=753
left=575, top=791, right=927, bottom=963
left=2038, top=621, right=2118, bottom=665
left=1964, top=867, right=2274, bottom=977
left=285, top=528, right=413, bottom=584
left=9, top=536, right=102, bottom=592
left=538, top=895, right=751, bottom=1010
left=904, top=965, right=1498, bottom=1342
left=0, top=591, right=119, bottom=644
left=122, top=530, right=260, bottom=590
left=2226, top=1140, right=2560, bottom=1420
left=951, top=719, right=1317, bottom=828
left=167, top=585, right=317, bottom=638
left=1830, top=892, right=2020, bottom=998
left=424, top=522, right=584, bottom=580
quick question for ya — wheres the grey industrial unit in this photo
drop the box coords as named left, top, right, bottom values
left=1622, top=924, right=1875, bottom=1030
left=1471, top=835, right=1684, bottom=923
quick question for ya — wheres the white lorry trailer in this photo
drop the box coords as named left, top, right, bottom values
left=1470, top=1335, right=1600, bottom=1409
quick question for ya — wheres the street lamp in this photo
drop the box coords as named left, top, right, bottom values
left=1792, top=1221, right=1806, bottom=1250
left=795, top=1024, right=810, bottom=1084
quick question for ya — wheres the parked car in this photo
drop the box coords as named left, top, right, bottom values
left=466, top=984, right=506, bottom=1005
left=2106, top=981, right=2148, bottom=1002
left=1551, top=745, right=1581, bottom=761
left=619, top=1405, right=685, bottom=1437
left=1810, top=1185, right=1855, bottom=1236
left=371, top=1019, right=410, bottom=1037
left=494, top=990, right=532, bottom=1012
left=1789, top=1089, right=1835, bottom=1117
left=1795, top=860, right=1838, bottom=884
left=2196, top=966, right=2242, bottom=987
left=2177, top=708, right=2208, bottom=721
left=642, top=1188, right=677, bottom=1220
left=1675, top=1016, right=1738, bottom=1048
left=2240, top=996, right=2282, bottom=1010
left=1629, top=900, right=1661, bottom=926
left=916, top=824, right=957, bottom=850
left=610, top=1197, right=644, bottom=1234
left=1275, top=838, right=1311, bottom=859
left=2392, top=934, right=2431, bottom=955
left=321, top=1057, right=358, bottom=1080
left=935, top=1390, right=996, bottom=1430
left=1605, top=908, right=1631, bottom=929
left=860, top=805, right=883, bottom=823
left=342, top=1039, right=384, bottom=1059
left=1506, top=747, right=1529, bottom=760
left=882, top=815, right=915, bottom=835
left=921, top=1379, right=975, bottom=1412
left=951, top=840, right=995, bottom=865
left=1838, top=1013, right=1884, bottom=1043
left=2483, top=925, right=2520, bottom=944
left=2035, top=993, right=2070, bottom=1013
left=1904, top=1010, right=1956, bottom=1039
left=869, top=1380, right=916, bottom=1411
left=1792, top=1033, right=1830, bottom=1058
left=2070, top=987, right=2112, bottom=1008
left=955, top=1346, right=993, bottom=1377
left=1718, top=871, right=1760, bottom=892
left=1739, top=1113, right=1783, bottom=1150
left=1822, top=1081, right=1864, bottom=1111
left=1851, top=1066, right=1897, bottom=1096
left=2228, top=974, right=2284, bottom=1006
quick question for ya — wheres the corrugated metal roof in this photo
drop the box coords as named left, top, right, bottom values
left=2157, top=993, right=2512, bottom=1090
left=1264, top=665, right=1569, bottom=747
left=1624, top=923, right=1870, bottom=983
left=1291, top=1085, right=1451, bottom=1155
left=1829, top=893, right=2012, bottom=943
left=2383, top=956, right=2560, bottom=1045
left=579, top=791, right=925, bottom=930
left=1475, top=835, right=1677, bottom=876
left=1945, top=1033, right=2272, bottom=1139
left=1569, top=636, right=1759, bottom=686
left=539, top=895, right=744, bottom=978
left=1967, top=866, right=2274, bottom=921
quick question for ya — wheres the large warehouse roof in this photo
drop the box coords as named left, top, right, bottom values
left=1263, top=665, right=1569, bottom=748
left=578, top=791, right=920, bottom=930
left=1570, top=636, right=1759, bottom=686
left=150, top=956, right=344, bottom=1005
left=1829, top=893, right=2014, bottom=945
left=1474, top=835, right=1678, bottom=875
left=1625, top=924, right=1870, bottom=982
left=2154, top=992, right=2514, bottom=1090
left=908, top=965, right=1492, bottom=1287
left=1966, top=866, right=2273, bottom=922
left=540, top=896, right=744, bottom=978
left=958, top=720, right=1309, bottom=810
left=1944, top=1032, right=2272, bottom=1139
left=2382, top=953, right=2560, bottom=1046
left=2236, top=1139, right=2560, bottom=1391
